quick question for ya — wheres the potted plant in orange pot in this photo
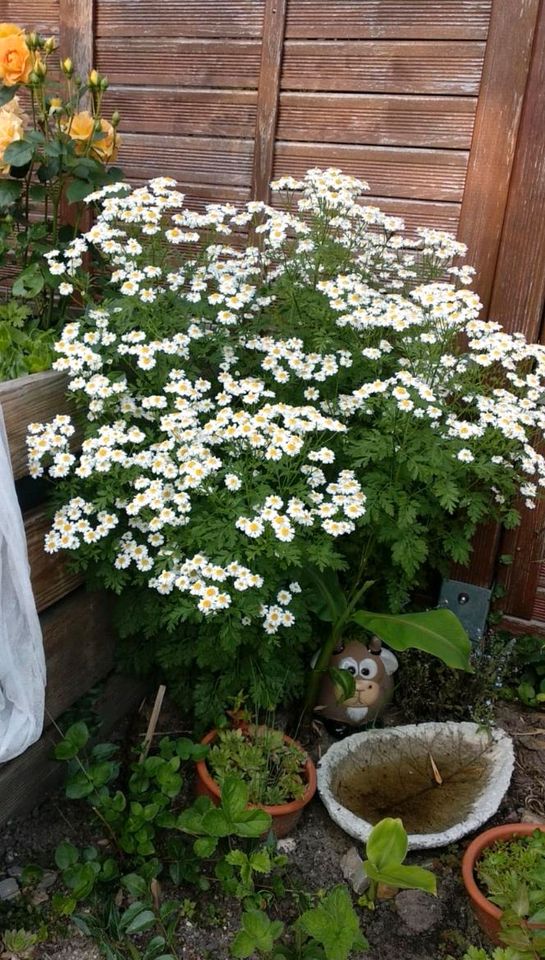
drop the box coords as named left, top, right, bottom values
left=462, top=823, right=545, bottom=947
left=195, top=724, right=317, bottom=838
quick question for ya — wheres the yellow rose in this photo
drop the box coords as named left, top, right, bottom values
left=0, top=31, right=32, bottom=85
left=0, top=24, right=25, bottom=39
left=2, top=94, right=29, bottom=124
left=66, top=110, right=119, bottom=163
left=0, top=107, right=24, bottom=173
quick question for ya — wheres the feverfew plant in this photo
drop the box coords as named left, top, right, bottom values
left=27, top=169, right=545, bottom=719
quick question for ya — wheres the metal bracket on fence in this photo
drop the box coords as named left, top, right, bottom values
left=438, top=579, right=492, bottom=642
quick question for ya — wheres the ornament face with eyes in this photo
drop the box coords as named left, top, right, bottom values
left=316, top=637, right=399, bottom=727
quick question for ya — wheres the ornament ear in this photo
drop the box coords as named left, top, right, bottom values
left=380, top=647, right=398, bottom=676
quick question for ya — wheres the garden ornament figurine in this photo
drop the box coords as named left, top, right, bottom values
left=316, top=637, right=398, bottom=732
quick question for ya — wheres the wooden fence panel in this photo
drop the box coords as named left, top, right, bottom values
left=43, top=590, right=116, bottom=721
left=0, top=371, right=77, bottom=481
left=284, top=1, right=492, bottom=39
left=281, top=40, right=485, bottom=94
left=25, top=508, right=83, bottom=613
left=0, top=367, right=140, bottom=821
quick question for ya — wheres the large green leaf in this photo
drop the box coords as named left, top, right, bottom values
left=234, top=808, right=271, bottom=838
left=0, top=84, right=19, bottom=107
left=303, top=567, right=347, bottom=623
left=3, top=139, right=34, bottom=168
left=351, top=608, right=472, bottom=671
left=298, top=885, right=368, bottom=960
left=0, top=178, right=22, bottom=207
left=231, top=910, right=284, bottom=958
left=363, top=860, right=437, bottom=895
left=328, top=666, right=356, bottom=703
left=221, top=776, right=249, bottom=821
left=365, top=818, right=407, bottom=870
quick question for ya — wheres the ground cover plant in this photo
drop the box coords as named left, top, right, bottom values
left=0, top=719, right=372, bottom=960
left=0, top=21, right=122, bottom=377
left=26, top=168, right=545, bottom=722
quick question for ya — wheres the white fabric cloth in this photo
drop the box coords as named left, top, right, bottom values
left=0, top=408, right=46, bottom=763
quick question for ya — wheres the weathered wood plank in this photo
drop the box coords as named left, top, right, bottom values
left=25, top=507, right=83, bottom=613
left=0, top=673, right=146, bottom=826
left=487, top=5, right=545, bottom=340
left=0, top=371, right=76, bottom=481
left=285, top=1, right=492, bottom=39
left=59, top=0, right=93, bottom=89
left=271, top=191, right=461, bottom=234
left=7, top=0, right=59, bottom=33
left=252, top=0, right=287, bottom=201
left=96, top=39, right=262, bottom=88
left=121, top=134, right=255, bottom=187
left=106, top=87, right=257, bottom=137
left=499, top=615, right=545, bottom=637
left=355, top=197, right=460, bottom=234
left=480, top=7, right=545, bottom=623
left=278, top=93, right=476, bottom=149
left=281, top=41, right=486, bottom=95
left=96, top=0, right=265, bottom=37
left=457, top=0, right=541, bottom=315
left=42, top=590, right=116, bottom=722
left=273, top=142, right=468, bottom=202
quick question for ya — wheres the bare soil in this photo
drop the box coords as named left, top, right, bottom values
left=1, top=702, right=544, bottom=960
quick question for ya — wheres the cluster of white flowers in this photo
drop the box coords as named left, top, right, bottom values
left=146, top=553, right=264, bottom=616
left=30, top=167, right=545, bottom=634
left=43, top=497, right=118, bottom=552
left=235, top=471, right=367, bottom=543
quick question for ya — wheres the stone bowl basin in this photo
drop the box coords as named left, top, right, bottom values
left=317, top=721, right=514, bottom=850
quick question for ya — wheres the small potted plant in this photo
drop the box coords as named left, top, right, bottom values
left=462, top=823, right=545, bottom=945
left=195, top=724, right=317, bottom=838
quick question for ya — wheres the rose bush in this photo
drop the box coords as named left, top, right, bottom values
left=0, top=23, right=122, bottom=379
left=27, top=169, right=545, bottom=721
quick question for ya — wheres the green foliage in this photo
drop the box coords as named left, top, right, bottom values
left=0, top=928, right=40, bottom=959
left=231, top=910, right=285, bottom=958
left=351, top=608, right=472, bottom=672
left=0, top=301, right=55, bottom=380
left=361, top=818, right=436, bottom=907
left=231, top=886, right=367, bottom=960
left=476, top=830, right=545, bottom=923
left=221, top=847, right=289, bottom=908
left=296, top=886, right=368, bottom=960
left=393, top=632, right=512, bottom=725
left=178, top=777, right=272, bottom=843
left=459, top=908, right=545, bottom=960
left=498, top=633, right=545, bottom=708
left=207, top=726, right=308, bottom=806
left=50, top=722, right=293, bottom=959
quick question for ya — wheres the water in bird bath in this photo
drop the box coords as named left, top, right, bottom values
left=332, top=736, right=494, bottom=834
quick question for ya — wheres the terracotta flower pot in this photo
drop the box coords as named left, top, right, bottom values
left=462, top=822, right=545, bottom=945
left=195, top=728, right=317, bottom=838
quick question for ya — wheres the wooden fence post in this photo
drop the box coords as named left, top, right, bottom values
left=59, top=0, right=94, bottom=83
left=251, top=0, right=287, bottom=202
left=457, top=0, right=541, bottom=318
left=488, top=0, right=545, bottom=623
left=454, top=0, right=542, bottom=594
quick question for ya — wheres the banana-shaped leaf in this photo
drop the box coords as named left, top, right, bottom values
left=351, top=608, right=472, bottom=672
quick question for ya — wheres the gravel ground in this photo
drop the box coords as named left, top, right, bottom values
left=1, top=703, right=543, bottom=960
